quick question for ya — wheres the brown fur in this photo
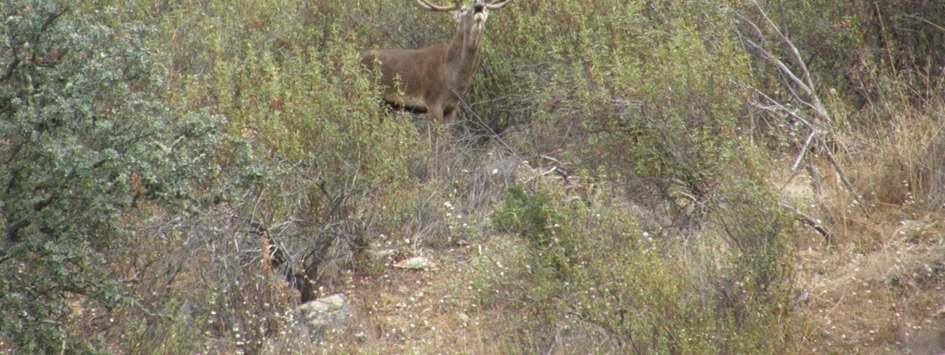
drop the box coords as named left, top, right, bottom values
left=361, top=0, right=513, bottom=122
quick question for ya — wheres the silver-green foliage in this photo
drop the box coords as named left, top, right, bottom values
left=0, top=2, right=256, bottom=352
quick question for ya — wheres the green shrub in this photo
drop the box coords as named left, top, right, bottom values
left=494, top=186, right=578, bottom=277
left=84, top=0, right=427, bottom=299
left=0, top=2, right=256, bottom=352
left=485, top=171, right=797, bottom=353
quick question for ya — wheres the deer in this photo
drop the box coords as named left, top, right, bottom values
left=360, top=0, right=515, bottom=123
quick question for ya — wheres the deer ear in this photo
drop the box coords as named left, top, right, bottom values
left=451, top=8, right=464, bottom=22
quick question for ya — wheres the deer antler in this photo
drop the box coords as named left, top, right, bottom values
left=415, top=0, right=461, bottom=12
left=486, top=0, right=515, bottom=10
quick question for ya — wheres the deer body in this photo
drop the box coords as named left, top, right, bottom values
left=361, top=0, right=513, bottom=122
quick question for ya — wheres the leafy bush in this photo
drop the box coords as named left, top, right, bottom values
left=485, top=173, right=797, bottom=353
left=494, top=186, right=576, bottom=277
left=77, top=0, right=428, bottom=302
left=0, top=2, right=258, bottom=352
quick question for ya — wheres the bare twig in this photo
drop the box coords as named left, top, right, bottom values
left=129, top=298, right=172, bottom=320
left=540, top=154, right=572, bottom=183
left=738, top=80, right=816, bottom=130
left=779, top=201, right=832, bottom=244
left=792, top=129, right=818, bottom=171
left=750, top=0, right=831, bottom=125
left=903, top=14, right=945, bottom=33
left=523, top=166, right=557, bottom=185
left=823, top=148, right=862, bottom=209
left=736, top=5, right=833, bottom=126
left=452, top=88, right=520, bottom=158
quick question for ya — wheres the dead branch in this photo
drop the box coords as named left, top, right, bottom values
left=748, top=0, right=832, bottom=125
left=779, top=201, right=832, bottom=244
left=540, top=154, right=572, bottom=183
left=792, top=129, right=818, bottom=171
left=735, top=4, right=867, bottom=216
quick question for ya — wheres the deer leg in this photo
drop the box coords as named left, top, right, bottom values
left=443, top=105, right=457, bottom=122
left=439, top=106, right=456, bottom=176
left=426, top=104, right=444, bottom=167
left=427, top=102, right=445, bottom=122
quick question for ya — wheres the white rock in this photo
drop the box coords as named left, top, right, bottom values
left=393, top=256, right=437, bottom=271
left=457, top=312, right=470, bottom=327
left=367, top=248, right=397, bottom=260
left=297, top=293, right=353, bottom=340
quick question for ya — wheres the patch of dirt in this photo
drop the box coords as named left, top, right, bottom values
left=337, top=245, right=498, bottom=354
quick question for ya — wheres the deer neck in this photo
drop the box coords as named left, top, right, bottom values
left=446, top=28, right=482, bottom=94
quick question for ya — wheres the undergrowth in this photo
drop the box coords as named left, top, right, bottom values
left=3, top=0, right=944, bottom=353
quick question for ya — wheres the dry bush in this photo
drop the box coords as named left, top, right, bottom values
left=851, top=93, right=945, bottom=214
left=794, top=216, right=945, bottom=353
left=122, top=205, right=300, bottom=353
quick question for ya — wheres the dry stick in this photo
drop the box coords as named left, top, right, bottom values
left=540, top=154, right=572, bottom=183
left=776, top=128, right=818, bottom=194
left=793, top=129, right=818, bottom=171
left=823, top=147, right=865, bottom=212
left=736, top=12, right=814, bottom=98
left=750, top=92, right=814, bottom=128
left=904, top=14, right=945, bottom=33
left=522, top=166, right=558, bottom=185
left=779, top=201, right=832, bottom=244
left=741, top=36, right=815, bottom=99
left=748, top=91, right=818, bottom=192
left=737, top=9, right=832, bottom=130
left=751, top=0, right=832, bottom=126
left=750, top=96, right=835, bottom=192
left=753, top=92, right=865, bottom=214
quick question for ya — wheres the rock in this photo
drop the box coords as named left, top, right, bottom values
left=393, top=256, right=437, bottom=271
left=297, top=293, right=353, bottom=340
left=457, top=312, right=470, bottom=327
left=367, top=248, right=397, bottom=260
left=794, top=288, right=810, bottom=305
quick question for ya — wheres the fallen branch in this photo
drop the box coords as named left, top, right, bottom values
left=540, top=154, right=572, bottom=183
left=523, top=166, right=558, bottom=185
left=736, top=4, right=868, bottom=216
left=792, top=126, right=819, bottom=171
left=823, top=147, right=865, bottom=215
left=779, top=201, right=832, bottom=244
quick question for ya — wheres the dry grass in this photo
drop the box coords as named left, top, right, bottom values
left=782, top=157, right=945, bottom=354
left=795, top=216, right=945, bottom=353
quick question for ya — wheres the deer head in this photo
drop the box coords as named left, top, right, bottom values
left=361, top=0, right=515, bottom=123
